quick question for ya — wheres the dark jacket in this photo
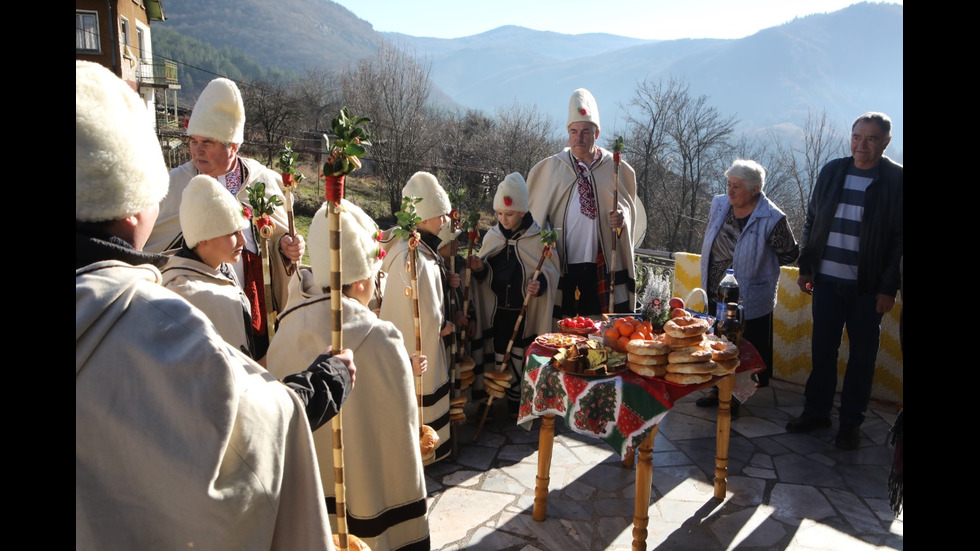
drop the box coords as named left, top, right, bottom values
left=798, top=155, right=903, bottom=296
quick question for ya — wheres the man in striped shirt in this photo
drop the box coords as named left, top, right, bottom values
left=786, top=112, right=903, bottom=450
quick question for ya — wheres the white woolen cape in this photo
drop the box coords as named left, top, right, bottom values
left=76, top=261, right=332, bottom=551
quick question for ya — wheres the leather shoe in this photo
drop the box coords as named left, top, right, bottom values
left=785, top=415, right=832, bottom=433
left=835, top=423, right=860, bottom=450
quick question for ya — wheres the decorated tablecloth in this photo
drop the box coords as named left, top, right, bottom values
left=516, top=339, right=765, bottom=457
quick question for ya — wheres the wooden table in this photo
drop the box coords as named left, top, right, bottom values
left=520, top=341, right=761, bottom=551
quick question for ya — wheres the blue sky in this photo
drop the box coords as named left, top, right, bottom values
left=331, top=0, right=902, bottom=40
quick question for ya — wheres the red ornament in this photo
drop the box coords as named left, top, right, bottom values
left=377, top=247, right=387, bottom=260
left=241, top=204, right=252, bottom=219
left=579, top=108, right=587, bottom=116
left=256, top=216, right=273, bottom=231
left=469, top=230, right=479, bottom=241
left=503, top=196, right=513, bottom=207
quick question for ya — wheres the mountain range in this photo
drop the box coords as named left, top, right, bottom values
left=154, top=0, right=903, bottom=157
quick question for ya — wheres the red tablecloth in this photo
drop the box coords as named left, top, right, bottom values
left=516, top=339, right=765, bottom=457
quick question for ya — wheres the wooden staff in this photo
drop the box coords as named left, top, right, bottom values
left=446, top=211, right=462, bottom=460
left=258, top=223, right=277, bottom=340
left=474, top=229, right=557, bottom=442
left=278, top=141, right=300, bottom=276
left=458, top=215, right=479, bottom=351
left=324, top=175, right=350, bottom=551
left=608, top=136, right=625, bottom=314
left=246, top=182, right=283, bottom=342
left=281, top=175, right=297, bottom=277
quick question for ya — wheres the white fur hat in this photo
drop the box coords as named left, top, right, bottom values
left=309, top=200, right=383, bottom=289
left=493, top=172, right=529, bottom=213
left=75, top=61, right=169, bottom=222
left=567, top=88, right=600, bottom=132
left=402, top=171, right=451, bottom=222
left=179, top=175, right=249, bottom=248
left=186, top=77, right=245, bottom=144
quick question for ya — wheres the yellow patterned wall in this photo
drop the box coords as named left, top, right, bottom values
left=671, top=252, right=903, bottom=405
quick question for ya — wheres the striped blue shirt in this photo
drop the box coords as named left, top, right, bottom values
left=818, top=166, right=877, bottom=283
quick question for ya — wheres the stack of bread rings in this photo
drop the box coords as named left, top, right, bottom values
left=624, top=310, right=741, bottom=385
left=483, top=369, right=514, bottom=400
left=663, top=314, right=715, bottom=385
left=625, top=338, right=670, bottom=377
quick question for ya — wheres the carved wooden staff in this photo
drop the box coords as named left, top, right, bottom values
left=474, top=229, right=557, bottom=442
left=278, top=141, right=301, bottom=276
left=446, top=209, right=462, bottom=460
left=608, top=136, right=625, bottom=314
left=324, top=173, right=351, bottom=551
left=246, top=182, right=283, bottom=341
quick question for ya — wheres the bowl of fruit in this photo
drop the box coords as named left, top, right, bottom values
left=558, top=315, right=599, bottom=336
left=601, top=315, right=656, bottom=353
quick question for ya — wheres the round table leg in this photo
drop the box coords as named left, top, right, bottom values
left=533, top=414, right=556, bottom=521
left=632, top=426, right=657, bottom=550
left=714, top=374, right=735, bottom=499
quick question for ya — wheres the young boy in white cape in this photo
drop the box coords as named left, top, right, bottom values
left=468, top=172, right=560, bottom=417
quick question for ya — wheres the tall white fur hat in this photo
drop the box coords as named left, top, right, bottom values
left=567, top=88, right=600, bottom=132
left=186, top=77, right=245, bottom=144
left=309, top=200, right=383, bottom=289
left=180, top=175, right=249, bottom=248
left=75, top=61, right=169, bottom=222
left=493, top=172, right=529, bottom=213
left=402, top=171, right=451, bottom=222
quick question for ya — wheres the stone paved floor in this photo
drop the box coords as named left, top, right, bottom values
left=423, top=379, right=903, bottom=550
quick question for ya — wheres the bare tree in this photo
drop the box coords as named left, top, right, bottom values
left=619, top=77, right=684, bottom=250
left=622, top=77, right=736, bottom=253
left=491, top=102, right=561, bottom=178
left=765, top=109, right=847, bottom=236
left=241, top=79, right=301, bottom=165
left=340, top=42, right=438, bottom=215
left=294, top=67, right=343, bottom=134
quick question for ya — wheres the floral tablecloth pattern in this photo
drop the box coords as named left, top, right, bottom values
left=517, top=339, right=764, bottom=457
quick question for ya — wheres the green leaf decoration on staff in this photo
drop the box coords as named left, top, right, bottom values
left=278, top=141, right=298, bottom=176
left=392, top=196, right=423, bottom=243
left=245, top=181, right=283, bottom=219
left=323, top=108, right=372, bottom=178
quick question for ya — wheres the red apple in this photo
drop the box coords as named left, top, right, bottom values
left=668, top=297, right=685, bottom=309
left=671, top=307, right=688, bottom=319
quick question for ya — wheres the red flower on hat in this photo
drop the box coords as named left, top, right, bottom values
left=241, top=204, right=252, bottom=219
left=579, top=108, right=587, bottom=116
left=503, top=196, right=513, bottom=207
left=375, top=229, right=383, bottom=241
left=376, top=247, right=387, bottom=260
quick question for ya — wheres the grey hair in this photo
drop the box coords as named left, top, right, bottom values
left=724, top=159, right=766, bottom=192
left=852, top=111, right=892, bottom=137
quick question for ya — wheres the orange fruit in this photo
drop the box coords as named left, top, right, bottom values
left=642, top=321, right=653, bottom=333
left=618, top=323, right=634, bottom=337
left=605, top=328, right=621, bottom=340
left=618, top=336, right=631, bottom=349
left=632, top=331, right=649, bottom=341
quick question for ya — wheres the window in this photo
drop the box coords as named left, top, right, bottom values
left=120, top=17, right=131, bottom=51
left=76, top=11, right=100, bottom=53
left=136, top=27, right=147, bottom=60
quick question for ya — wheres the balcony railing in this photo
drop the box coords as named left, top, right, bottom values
left=137, top=59, right=178, bottom=87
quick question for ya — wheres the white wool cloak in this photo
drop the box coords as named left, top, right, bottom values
left=267, top=269, right=430, bottom=551
left=76, top=261, right=332, bottom=551
left=379, top=234, right=452, bottom=463
left=160, top=254, right=253, bottom=358
left=526, top=147, right=638, bottom=314
left=146, top=157, right=294, bottom=312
